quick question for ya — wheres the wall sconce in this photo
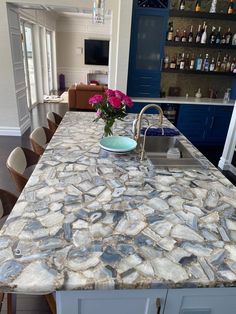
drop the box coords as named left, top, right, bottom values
left=92, top=0, right=105, bottom=24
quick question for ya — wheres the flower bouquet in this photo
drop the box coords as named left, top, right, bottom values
left=89, top=89, right=133, bottom=137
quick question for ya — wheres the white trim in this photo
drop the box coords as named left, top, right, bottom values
left=0, top=127, right=21, bottom=136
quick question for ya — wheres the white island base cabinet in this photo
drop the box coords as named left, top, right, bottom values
left=56, top=288, right=236, bottom=314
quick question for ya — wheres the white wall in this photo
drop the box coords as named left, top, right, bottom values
left=56, top=15, right=111, bottom=87
left=2, top=0, right=133, bottom=132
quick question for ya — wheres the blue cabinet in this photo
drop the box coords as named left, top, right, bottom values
left=127, top=1, right=169, bottom=98
left=177, top=105, right=233, bottom=145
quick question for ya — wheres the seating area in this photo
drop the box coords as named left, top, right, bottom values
left=68, top=84, right=106, bottom=110
left=1, top=110, right=62, bottom=314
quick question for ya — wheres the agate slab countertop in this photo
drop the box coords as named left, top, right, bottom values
left=0, top=112, right=236, bottom=294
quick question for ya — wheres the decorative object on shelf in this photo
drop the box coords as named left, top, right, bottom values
left=195, top=0, right=201, bottom=12
left=89, top=89, right=133, bottom=137
left=92, top=0, right=105, bottom=24
left=195, top=88, right=202, bottom=98
left=99, top=136, right=137, bottom=153
left=223, top=88, right=231, bottom=102
left=209, top=0, right=217, bottom=13
left=228, top=0, right=234, bottom=14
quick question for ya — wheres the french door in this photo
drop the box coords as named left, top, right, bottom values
left=46, top=30, right=54, bottom=94
left=20, top=20, right=37, bottom=109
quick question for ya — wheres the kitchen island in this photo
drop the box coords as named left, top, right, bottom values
left=0, top=112, right=236, bottom=313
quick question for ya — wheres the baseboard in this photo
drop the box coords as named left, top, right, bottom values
left=0, top=127, right=21, bottom=136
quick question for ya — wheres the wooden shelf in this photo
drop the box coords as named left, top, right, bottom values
left=162, top=68, right=236, bottom=76
left=169, top=10, right=236, bottom=21
left=165, top=41, right=236, bottom=50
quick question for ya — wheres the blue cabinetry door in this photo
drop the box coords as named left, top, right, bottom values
left=205, top=106, right=233, bottom=145
left=127, top=2, right=169, bottom=98
left=176, top=105, right=209, bottom=144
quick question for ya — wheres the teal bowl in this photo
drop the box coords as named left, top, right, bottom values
left=99, top=136, right=137, bottom=153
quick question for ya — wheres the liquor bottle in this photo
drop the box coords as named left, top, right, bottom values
left=181, top=30, right=187, bottom=42
left=195, top=25, right=202, bottom=43
left=164, top=55, right=170, bottom=69
left=231, top=58, right=236, bottom=72
left=188, top=25, right=194, bottom=43
left=176, top=53, right=182, bottom=69
left=174, top=29, right=180, bottom=42
left=221, top=34, right=226, bottom=44
left=167, top=22, right=174, bottom=41
left=209, top=57, right=216, bottom=71
left=225, top=28, right=233, bottom=45
left=226, top=56, right=231, bottom=72
left=190, top=54, right=195, bottom=70
left=209, top=26, right=216, bottom=44
left=195, top=54, right=203, bottom=70
left=179, top=0, right=185, bottom=10
left=195, top=0, right=201, bottom=12
left=203, top=54, right=209, bottom=71
left=170, top=55, right=177, bottom=69
left=215, top=53, right=221, bottom=71
left=179, top=53, right=185, bottom=70
left=232, top=33, right=236, bottom=45
left=185, top=53, right=190, bottom=70
left=201, top=25, right=207, bottom=44
left=215, top=26, right=221, bottom=44
left=228, top=0, right=234, bottom=14
left=220, top=55, right=227, bottom=71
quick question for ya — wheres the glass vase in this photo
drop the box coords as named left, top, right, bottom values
left=103, top=119, right=115, bottom=137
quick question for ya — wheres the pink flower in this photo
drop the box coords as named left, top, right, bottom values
left=109, top=96, right=121, bottom=109
left=123, top=95, right=133, bottom=108
left=114, top=90, right=125, bottom=100
left=89, top=94, right=103, bottom=105
left=96, top=109, right=102, bottom=117
left=105, top=89, right=115, bottom=97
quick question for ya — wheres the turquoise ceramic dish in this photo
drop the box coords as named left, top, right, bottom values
left=99, top=136, right=137, bottom=153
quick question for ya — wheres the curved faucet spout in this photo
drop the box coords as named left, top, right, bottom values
left=134, top=104, right=164, bottom=142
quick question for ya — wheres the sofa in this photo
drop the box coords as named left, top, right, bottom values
left=68, top=84, right=106, bottom=110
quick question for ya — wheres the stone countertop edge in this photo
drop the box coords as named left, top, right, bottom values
left=0, top=112, right=236, bottom=294
left=132, top=97, right=235, bottom=106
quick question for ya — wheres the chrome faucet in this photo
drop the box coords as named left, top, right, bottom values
left=133, top=104, right=164, bottom=161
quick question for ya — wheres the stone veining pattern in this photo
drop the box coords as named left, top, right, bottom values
left=0, top=112, right=236, bottom=294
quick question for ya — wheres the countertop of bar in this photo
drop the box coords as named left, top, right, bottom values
left=0, top=112, right=236, bottom=294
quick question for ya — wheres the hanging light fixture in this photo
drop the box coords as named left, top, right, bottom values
left=92, top=0, right=105, bottom=24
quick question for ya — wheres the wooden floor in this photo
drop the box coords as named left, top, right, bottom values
left=0, top=102, right=68, bottom=314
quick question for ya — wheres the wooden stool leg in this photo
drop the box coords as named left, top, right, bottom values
left=45, top=293, right=57, bottom=314
left=7, top=294, right=16, bottom=314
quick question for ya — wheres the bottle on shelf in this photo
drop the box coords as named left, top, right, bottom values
left=225, top=28, right=233, bottom=45
left=232, top=33, right=236, bottom=46
left=195, top=54, right=203, bottom=70
left=176, top=53, right=182, bottom=69
left=228, top=0, right=234, bottom=14
left=179, top=0, right=185, bottom=11
left=226, top=56, right=231, bottom=72
left=185, top=53, right=190, bottom=70
left=170, top=55, right=177, bottom=69
left=195, top=0, right=201, bottom=12
left=201, top=25, right=208, bottom=44
left=220, top=55, right=227, bottom=71
left=231, top=58, right=236, bottom=72
left=195, top=88, right=202, bottom=98
left=179, top=53, right=185, bottom=70
left=209, top=57, right=216, bottom=71
left=203, top=54, right=210, bottom=71
left=174, top=29, right=180, bottom=42
left=195, top=25, right=202, bottom=43
left=215, top=26, right=221, bottom=44
left=190, top=54, right=195, bottom=70
left=164, top=55, right=170, bottom=69
left=215, top=53, right=221, bottom=71
left=221, top=33, right=226, bottom=45
left=167, top=22, right=174, bottom=41
left=209, top=26, right=216, bottom=44
left=188, top=25, right=194, bottom=43
left=181, top=30, right=187, bottom=42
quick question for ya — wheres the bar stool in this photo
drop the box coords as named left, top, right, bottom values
left=6, top=147, right=40, bottom=193
left=30, top=127, right=54, bottom=155
left=47, top=112, right=62, bottom=133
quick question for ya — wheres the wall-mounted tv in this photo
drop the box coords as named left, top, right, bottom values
left=84, top=39, right=109, bottom=66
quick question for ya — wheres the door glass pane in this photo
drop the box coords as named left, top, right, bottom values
left=136, top=15, right=164, bottom=70
left=20, top=22, right=30, bottom=108
left=46, top=31, right=53, bottom=93
left=25, top=25, right=37, bottom=104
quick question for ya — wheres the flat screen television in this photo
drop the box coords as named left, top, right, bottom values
left=84, top=39, right=109, bottom=66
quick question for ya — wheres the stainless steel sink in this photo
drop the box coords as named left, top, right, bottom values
left=140, top=136, right=204, bottom=168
